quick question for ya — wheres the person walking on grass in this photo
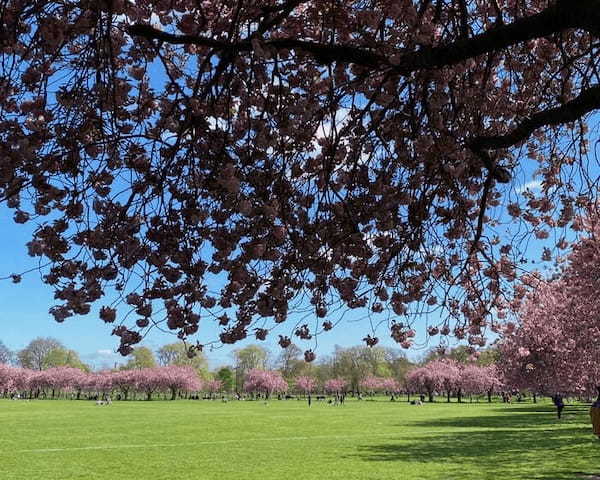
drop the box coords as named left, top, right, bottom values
left=552, top=394, right=565, bottom=419
left=590, top=388, right=600, bottom=439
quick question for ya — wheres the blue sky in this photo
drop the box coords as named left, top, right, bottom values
left=0, top=167, right=556, bottom=370
left=0, top=201, right=440, bottom=368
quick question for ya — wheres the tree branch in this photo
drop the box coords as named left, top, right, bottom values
left=470, top=84, right=600, bottom=152
left=127, top=0, right=594, bottom=73
left=126, top=0, right=600, bottom=185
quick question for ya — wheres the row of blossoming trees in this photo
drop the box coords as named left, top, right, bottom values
left=1, top=360, right=503, bottom=402
left=406, top=360, right=503, bottom=403
left=0, top=364, right=215, bottom=400
left=246, top=362, right=504, bottom=404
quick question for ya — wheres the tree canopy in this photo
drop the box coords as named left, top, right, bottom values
left=3, top=0, right=600, bottom=357
left=0, top=341, right=12, bottom=365
left=500, top=217, right=600, bottom=396
left=17, top=338, right=64, bottom=371
left=123, top=346, right=157, bottom=369
left=156, top=342, right=209, bottom=376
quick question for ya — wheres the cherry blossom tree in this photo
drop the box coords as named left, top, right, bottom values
left=203, top=379, right=223, bottom=399
left=0, top=364, right=18, bottom=395
left=132, top=368, right=164, bottom=401
left=69, top=370, right=92, bottom=400
left=41, top=367, right=83, bottom=398
left=460, top=363, right=503, bottom=402
left=500, top=278, right=600, bottom=398
left=156, top=365, right=202, bottom=400
left=324, top=378, right=347, bottom=395
left=380, top=377, right=401, bottom=400
left=4, top=1, right=600, bottom=355
left=408, top=359, right=461, bottom=402
left=294, top=374, right=317, bottom=405
left=89, top=371, right=115, bottom=398
left=359, top=376, right=384, bottom=395
left=499, top=214, right=600, bottom=402
left=244, top=369, right=288, bottom=399
left=295, top=375, right=317, bottom=395
left=112, top=369, right=137, bottom=400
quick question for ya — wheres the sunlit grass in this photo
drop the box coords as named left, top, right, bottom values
left=0, top=398, right=597, bottom=479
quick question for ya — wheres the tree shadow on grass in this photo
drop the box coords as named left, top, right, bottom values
left=352, top=409, right=598, bottom=480
left=490, top=405, right=592, bottom=414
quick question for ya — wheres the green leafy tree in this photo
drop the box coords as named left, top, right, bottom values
left=477, top=348, right=500, bottom=366
left=332, top=345, right=389, bottom=392
left=275, top=343, right=305, bottom=380
left=386, top=349, right=414, bottom=385
left=123, top=346, right=157, bottom=370
left=216, top=367, right=234, bottom=393
left=156, top=343, right=209, bottom=378
left=232, top=345, right=269, bottom=390
left=422, top=345, right=499, bottom=367
left=43, top=347, right=90, bottom=371
left=17, top=337, right=63, bottom=370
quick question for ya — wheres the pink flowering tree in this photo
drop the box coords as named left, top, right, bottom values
left=155, top=366, right=202, bottom=400
left=436, top=359, right=462, bottom=402
left=27, top=370, right=52, bottom=398
left=380, top=377, right=401, bottom=400
left=89, top=371, right=115, bottom=399
left=500, top=214, right=600, bottom=403
left=0, top=364, right=19, bottom=395
left=500, top=276, right=600, bottom=398
left=112, top=370, right=138, bottom=401
left=460, top=364, right=503, bottom=402
left=360, top=376, right=384, bottom=396
left=42, top=367, right=85, bottom=398
left=203, top=379, right=223, bottom=399
left=406, top=366, right=441, bottom=403
left=4, top=1, right=600, bottom=359
left=411, top=359, right=461, bottom=403
left=324, top=378, right=348, bottom=396
left=295, top=376, right=318, bottom=396
left=244, top=369, right=288, bottom=399
left=295, top=375, right=318, bottom=405
left=132, top=368, right=164, bottom=401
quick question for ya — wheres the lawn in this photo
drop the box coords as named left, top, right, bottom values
left=0, top=398, right=597, bottom=480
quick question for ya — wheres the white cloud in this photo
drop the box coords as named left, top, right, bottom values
left=96, top=349, right=115, bottom=356
left=516, top=179, right=542, bottom=194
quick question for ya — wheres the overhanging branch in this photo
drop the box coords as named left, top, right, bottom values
left=470, top=84, right=600, bottom=152
left=127, top=0, right=594, bottom=74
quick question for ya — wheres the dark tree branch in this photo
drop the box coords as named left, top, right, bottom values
left=470, top=84, right=600, bottom=152
left=127, top=0, right=600, bottom=185
left=127, top=0, right=596, bottom=74
left=126, top=24, right=386, bottom=67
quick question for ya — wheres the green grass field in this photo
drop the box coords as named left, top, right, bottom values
left=0, top=398, right=597, bottom=480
